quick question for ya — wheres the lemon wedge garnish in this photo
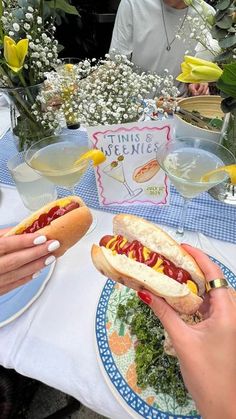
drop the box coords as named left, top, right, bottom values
left=201, top=164, right=236, bottom=185
left=74, top=149, right=106, bottom=167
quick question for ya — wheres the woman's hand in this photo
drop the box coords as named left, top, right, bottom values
left=138, top=245, right=236, bottom=419
left=0, top=228, right=60, bottom=295
left=188, top=83, right=209, bottom=96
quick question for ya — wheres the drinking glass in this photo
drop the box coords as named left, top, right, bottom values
left=7, top=152, right=57, bottom=212
left=25, top=133, right=97, bottom=232
left=156, top=137, right=235, bottom=240
left=25, top=133, right=89, bottom=193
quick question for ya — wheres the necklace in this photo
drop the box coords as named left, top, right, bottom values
left=160, top=1, right=188, bottom=51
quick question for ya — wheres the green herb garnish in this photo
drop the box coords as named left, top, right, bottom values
left=117, top=295, right=190, bottom=407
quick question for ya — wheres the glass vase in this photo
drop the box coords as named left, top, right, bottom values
left=0, top=83, right=57, bottom=151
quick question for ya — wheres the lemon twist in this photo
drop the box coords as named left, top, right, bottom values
left=201, top=164, right=236, bottom=185
left=74, top=149, right=106, bottom=167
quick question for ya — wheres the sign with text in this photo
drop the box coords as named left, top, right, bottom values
left=87, top=120, right=174, bottom=206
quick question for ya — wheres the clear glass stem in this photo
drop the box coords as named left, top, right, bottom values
left=177, top=197, right=190, bottom=236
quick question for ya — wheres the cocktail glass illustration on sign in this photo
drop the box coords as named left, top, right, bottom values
left=103, top=156, right=143, bottom=199
left=157, top=137, right=235, bottom=242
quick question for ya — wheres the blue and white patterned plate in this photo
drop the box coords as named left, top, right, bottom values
left=0, top=263, right=55, bottom=328
left=96, top=257, right=236, bottom=419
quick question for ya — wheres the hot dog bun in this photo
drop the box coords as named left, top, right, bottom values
left=5, top=196, right=92, bottom=257
left=91, top=214, right=206, bottom=314
left=133, top=158, right=160, bottom=183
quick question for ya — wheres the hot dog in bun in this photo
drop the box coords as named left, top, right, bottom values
left=5, top=196, right=92, bottom=256
left=91, top=214, right=205, bottom=314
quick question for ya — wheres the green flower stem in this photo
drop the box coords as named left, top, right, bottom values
left=18, top=71, right=35, bottom=103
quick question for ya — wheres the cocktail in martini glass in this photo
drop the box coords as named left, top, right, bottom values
left=157, top=137, right=235, bottom=242
left=25, top=133, right=105, bottom=232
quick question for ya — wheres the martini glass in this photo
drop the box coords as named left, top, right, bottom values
left=157, top=137, right=235, bottom=242
left=25, top=132, right=97, bottom=233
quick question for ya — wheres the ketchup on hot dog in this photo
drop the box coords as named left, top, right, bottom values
left=22, top=202, right=80, bottom=234
left=99, top=234, right=197, bottom=292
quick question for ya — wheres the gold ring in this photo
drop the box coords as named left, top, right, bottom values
left=206, top=278, right=229, bottom=293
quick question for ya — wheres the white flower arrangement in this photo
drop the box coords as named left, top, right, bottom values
left=0, top=1, right=60, bottom=87
left=179, top=0, right=220, bottom=58
left=40, top=53, right=179, bottom=127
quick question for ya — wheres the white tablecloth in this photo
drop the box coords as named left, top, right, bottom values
left=0, top=185, right=235, bottom=419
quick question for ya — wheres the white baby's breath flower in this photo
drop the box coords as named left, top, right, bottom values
left=13, top=22, right=19, bottom=31
left=25, top=13, right=33, bottom=20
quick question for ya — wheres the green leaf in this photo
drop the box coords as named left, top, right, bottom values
left=46, top=0, right=79, bottom=15
left=211, top=26, right=228, bottom=40
left=219, top=34, right=236, bottom=48
left=215, top=49, right=234, bottom=63
left=215, top=8, right=229, bottom=20
left=217, top=63, right=236, bottom=96
left=216, top=0, right=231, bottom=10
left=216, top=15, right=233, bottom=29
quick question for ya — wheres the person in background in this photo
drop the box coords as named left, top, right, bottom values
left=138, top=245, right=236, bottom=419
left=0, top=228, right=60, bottom=295
left=110, top=0, right=214, bottom=96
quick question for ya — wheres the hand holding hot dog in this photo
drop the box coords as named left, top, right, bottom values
left=1, top=196, right=92, bottom=295
left=91, top=215, right=205, bottom=314
left=5, top=196, right=92, bottom=256
left=138, top=246, right=236, bottom=419
left=0, top=229, right=60, bottom=294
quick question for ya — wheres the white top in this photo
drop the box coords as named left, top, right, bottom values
left=0, top=185, right=235, bottom=419
left=110, top=0, right=214, bottom=93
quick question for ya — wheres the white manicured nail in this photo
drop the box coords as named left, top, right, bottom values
left=47, top=240, right=60, bottom=252
left=34, top=235, right=47, bottom=245
left=32, top=271, right=41, bottom=279
left=44, top=255, right=56, bottom=266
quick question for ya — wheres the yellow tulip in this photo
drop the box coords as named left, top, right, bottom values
left=4, top=35, right=29, bottom=73
left=176, top=55, right=223, bottom=83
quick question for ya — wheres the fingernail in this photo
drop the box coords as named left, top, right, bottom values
left=32, top=270, right=41, bottom=279
left=34, top=235, right=47, bottom=245
left=47, top=240, right=60, bottom=252
left=138, top=290, right=152, bottom=305
left=45, top=255, right=56, bottom=266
